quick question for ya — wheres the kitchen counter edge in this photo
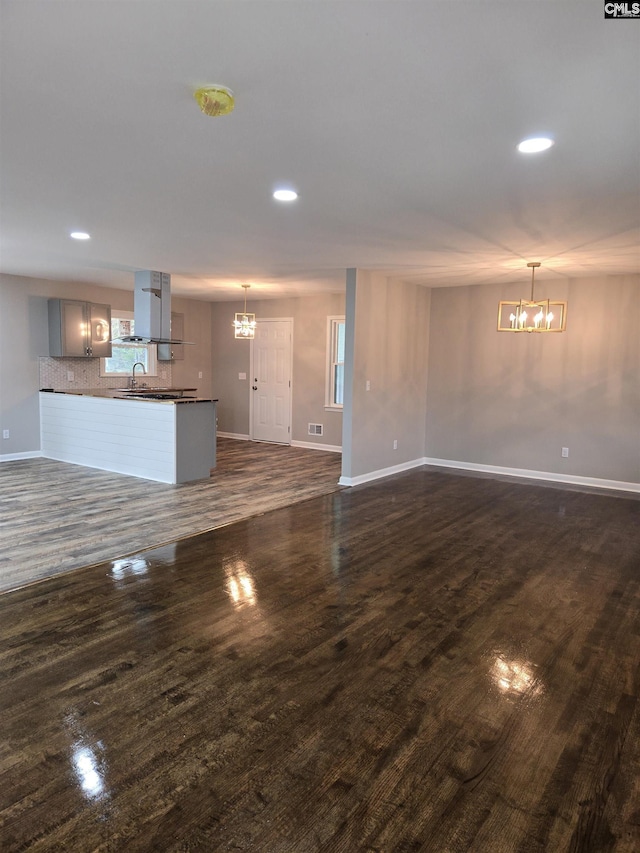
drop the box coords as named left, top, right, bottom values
left=40, top=389, right=218, bottom=404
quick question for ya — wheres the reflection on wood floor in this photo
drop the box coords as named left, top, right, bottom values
left=0, top=438, right=342, bottom=592
left=1, top=468, right=639, bottom=851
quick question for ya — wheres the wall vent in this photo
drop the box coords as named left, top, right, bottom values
left=308, top=423, right=323, bottom=436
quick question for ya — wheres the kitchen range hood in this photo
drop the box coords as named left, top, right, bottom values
left=117, top=270, right=193, bottom=353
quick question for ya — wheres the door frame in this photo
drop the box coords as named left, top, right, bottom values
left=249, top=317, right=294, bottom=444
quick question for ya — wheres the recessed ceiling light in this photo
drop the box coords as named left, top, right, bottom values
left=70, top=231, right=91, bottom=240
left=517, top=137, right=554, bottom=154
left=273, top=189, right=298, bottom=202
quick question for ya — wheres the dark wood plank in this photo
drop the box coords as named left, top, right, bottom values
left=0, top=470, right=639, bottom=851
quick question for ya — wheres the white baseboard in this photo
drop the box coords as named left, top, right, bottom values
left=339, top=455, right=639, bottom=494
left=0, top=450, right=43, bottom=462
left=217, top=432, right=251, bottom=441
left=339, top=457, right=425, bottom=487
left=423, top=457, right=640, bottom=495
left=291, top=440, right=342, bottom=453
left=218, top=433, right=342, bottom=454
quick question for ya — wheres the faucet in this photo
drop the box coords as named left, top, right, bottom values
left=129, top=362, right=146, bottom=389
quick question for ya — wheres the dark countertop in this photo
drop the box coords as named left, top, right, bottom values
left=40, top=389, right=218, bottom=404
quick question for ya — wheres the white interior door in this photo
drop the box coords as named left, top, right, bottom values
left=251, top=319, right=292, bottom=444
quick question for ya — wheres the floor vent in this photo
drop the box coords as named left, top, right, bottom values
left=308, top=423, right=323, bottom=436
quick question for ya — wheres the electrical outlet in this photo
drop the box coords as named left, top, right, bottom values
left=562, top=447, right=569, bottom=458
left=393, top=439, right=398, bottom=450
left=366, top=380, right=371, bottom=391
left=2, top=429, right=9, bottom=440
left=198, top=371, right=203, bottom=379
left=67, top=371, right=74, bottom=382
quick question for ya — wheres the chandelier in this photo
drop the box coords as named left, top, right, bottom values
left=233, top=284, right=257, bottom=339
left=497, top=263, right=567, bottom=333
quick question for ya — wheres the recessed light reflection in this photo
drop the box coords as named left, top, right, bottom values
left=70, top=231, right=91, bottom=240
left=225, top=560, right=257, bottom=607
left=273, top=189, right=298, bottom=202
left=64, top=710, right=109, bottom=803
left=517, top=137, right=554, bottom=154
left=490, top=654, right=542, bottom=697
left=72, top=745, right=106, bottom=800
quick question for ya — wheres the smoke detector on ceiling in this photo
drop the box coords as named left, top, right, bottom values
left=193, top=85, right=235, bottom=117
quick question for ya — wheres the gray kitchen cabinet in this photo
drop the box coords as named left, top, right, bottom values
left=48, top=299, right=112, bottom=358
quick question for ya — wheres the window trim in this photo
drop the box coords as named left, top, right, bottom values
left=325, top=315, right=345, bottom=410
left=100, top=310, right=159, bottom=378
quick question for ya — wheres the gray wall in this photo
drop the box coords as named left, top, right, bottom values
left=211, top=292, right=345, bottom=447
left=425, top=274, right=640, bottom=484
left=342, top=270, right=430, bottom=480
left=0, top=274, right=212, bottom=455
left=171, top=295, right=214, bottom=397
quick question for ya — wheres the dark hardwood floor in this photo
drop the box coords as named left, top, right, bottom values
left=1, top=468, right=639, bottom=851
left=0, top=438, right=342, bottom=592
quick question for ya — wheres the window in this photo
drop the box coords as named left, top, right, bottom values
left=326, top=316, right=345, bottom=409
left=100, top=312, right=158, bottom=378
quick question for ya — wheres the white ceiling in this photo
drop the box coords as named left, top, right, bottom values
left=1, top=0, right=639, bottom=301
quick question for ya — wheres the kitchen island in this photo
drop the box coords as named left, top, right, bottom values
left=40, top=390, right=217, bottom=483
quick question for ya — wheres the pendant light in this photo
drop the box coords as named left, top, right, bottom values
left=497, top=263, right=567, bottom=333
left=233, top=284, right=257, bottom=339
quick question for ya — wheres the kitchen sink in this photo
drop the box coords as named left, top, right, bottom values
left=127, top=392, right=196, bottom=400
left=116, top=387, right=196, bottom=397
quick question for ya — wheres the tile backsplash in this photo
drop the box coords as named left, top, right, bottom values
left=39, top=357, right=172, bottom=391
